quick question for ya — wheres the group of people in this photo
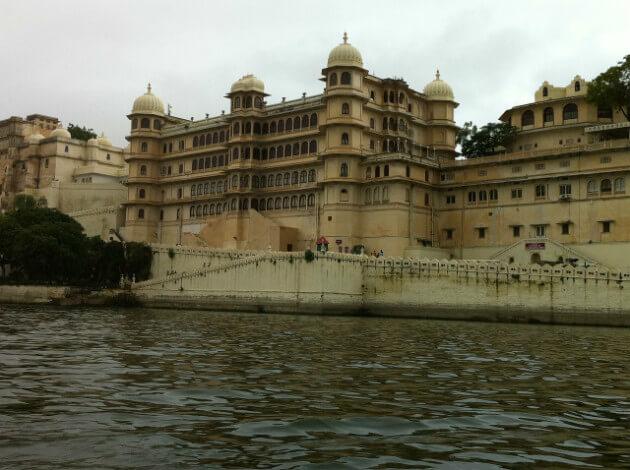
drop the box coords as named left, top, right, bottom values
left=370, top=249, right=385, bottom=258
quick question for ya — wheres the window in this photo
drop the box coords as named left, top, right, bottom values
left=301, top=142, right=308, bottom=154
left=477, top=227, right=486, bottom=239
left=341, top=133, right=349, bottom=145
left=534, top=225, right=546, bottom=237
left=587, top=179, right=596, bottom=194
left=602, top=221, right=611, bottom=233
left=140, top=165, right=147, bottom=176
left=543, top=107, right=554, bottom=124
left=446, top=194, right=456, bottom=204
left=310, top=113, right=318, bottom=127
left=138, top=208, right=145, bottom=219
left=468, top=191, right=476, bottom=203
left=369, top=118, right=375, bottom=129
left=405, top=166, right=410, bottom=178
left=282, top=197, right=289, bottom=209
left=193, top=136, right=198, bottom=148
left=563, top=103, right=578, bottom=121
left=384, top=165, right=389, bottom=177
left=375, top=166, right=381, bottom=178
left=341, top=103, right=350, bottom=115
left=511, top=188, right=523, bottom=199
left=340, top=72, right=351, bottom=85
left=489, top=189, right=498, bottom=201
left=600, top=156, right=612, bottom=164
left=300, top=170, right=307, bottom=183
left=234, top=96, right=241, bottom=108
left=598, top=106, right=613, bottom=119
left=443, top=229, right=454, bottom=241
left=559, top=184, right=572, bottom=196
left=614, top=177, right=625, bottom=193
left=340, top=162, right=348, bottom=177
left=140, top=118, right=150, bottom=128
left=535, top=163, right=545, bottom=170
left=283, top=173, right=290, bottom=185
left=292, top=171, right=298, bottom=185
left=132, top=118, right=138, bottom=129
left=192, top=160, right=197, bottom=171
left=512, top=226, right=521, bottom=237
left=141, top=142, right=148, bottom=152
left=601, top=179, right=612, bottom=193
left=308, top=169, right=316, bottom=182
left=575, top=81, right=581, bottom=92
left=369, top=139, right=375, bottom=150
left=139, top=188, right=146, bottom=199
left=329, top=73, right=337, bottom=86
left=424, top=193, right=430, bottom=206
left=365, top=188, right=372, bottom=204
left=561, top=222, right=570, bottom=235
left=178, top=164, right=184, bottom=174
left=542, top=86, right=548, bottom=97
left=294, top=116, right=301, bottom=129
left=479, top=190, right=487, bottom=201
left=245, top=96, right=252, bottom=108
left=521, top=110, right=534, bottom=126
left=535, top=184, right=546, bottom=199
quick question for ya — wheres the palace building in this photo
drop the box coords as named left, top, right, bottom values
left=121, top=34, right=630, bottom=268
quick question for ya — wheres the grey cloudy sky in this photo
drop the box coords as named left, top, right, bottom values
left=2, top=0, right=629, bottom=146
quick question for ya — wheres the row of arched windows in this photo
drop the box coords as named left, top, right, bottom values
left=191, top=154, right=228, bottom=171
left=383, top=90, right=406, bottom=105
left=188, top=193, right=317, bottom=218
left=231, top=140, right=318, bottom=161
left=364, top=164, right=390, bottom=179
left=132, top=118, right=161, bottom=130
left=232, top=114, right=318, bottom=136
left=192, top=130, right=228, bottom=148
left=364, top=186, right=390, bottom=204
left=587, top=177, right=625, bottom=194
left=521, top=103, right=578, bottom=126
left=328, top=72, right=352, bottom=87
left=258, top=193, right=316, bottom=211
left=190, top=180, right=226, bottom=197
left=467, top=189, right=499, bottom=203
left=370, top=116, right=408, bottom=133
left=232, top=95, right=264, bottom=110
left=255, top=170, right=317, bottom=188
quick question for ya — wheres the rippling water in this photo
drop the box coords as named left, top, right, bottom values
left=1, top=306, right=630, bottom=468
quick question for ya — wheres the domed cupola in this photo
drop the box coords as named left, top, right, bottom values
left=97, top=132, right=112, bottom=147
left=230, top=74, right=266, bottom=94
left=327, top=32, right=363, bottom=68
left=50, top=123, right=72, bottom=139
left=423, top=70, right=455, bottom=101
left=132, top=83, right=165, bottom=115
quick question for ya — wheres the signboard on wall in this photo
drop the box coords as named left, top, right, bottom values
left=335, top=239, right=342, bottom=245
left=525, top=242, right=545, bottom=251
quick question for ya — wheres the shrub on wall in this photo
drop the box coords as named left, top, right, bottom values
left=304, top=249, right=315, bottom=263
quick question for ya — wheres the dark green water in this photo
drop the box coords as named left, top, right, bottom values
left=1, top=306, right=630, bottom=469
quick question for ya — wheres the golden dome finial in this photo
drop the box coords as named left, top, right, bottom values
left=436, top=69, right=440, bottom=80
left=147, top=82, right=152, bottom=94
left=343, top=32, right=348, bottom=44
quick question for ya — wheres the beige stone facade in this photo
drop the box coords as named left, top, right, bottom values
left=121, top=35, right=630, bottom=267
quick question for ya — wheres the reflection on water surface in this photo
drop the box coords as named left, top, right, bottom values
left=1, top=305, right=630, bottom=468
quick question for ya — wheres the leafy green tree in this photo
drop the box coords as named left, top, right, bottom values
left=14, top=194, right=37, bottom=211
left=587, top=54, right=630, bottom=120
left=67, top=123, right=97, bottom=141
left=457, top=121, right=518, bottom=158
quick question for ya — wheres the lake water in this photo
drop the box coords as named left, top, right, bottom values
left=1, top=305, right=630, bottom=469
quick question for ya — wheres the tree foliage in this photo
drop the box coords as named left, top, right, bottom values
left=457, top=121, right=518, bottom=158
left=67, top=123, right=97, bottom=141
left=587, top=54, right=630, bottom=120
left=0, top=196, right=152, bottom=287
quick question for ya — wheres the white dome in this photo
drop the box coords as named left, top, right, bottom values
left=97, top=132, right=112, bottom=147
left=27, top=133, right=44, bottom=144
left=327, top=33, right=363, bottom=68
left=50, top=123, right=71, bottom=139
left=423, top=70, right=454, bottom=101
left=132, top=83, right=165, bottom=114
left=230, top=74, right=265, bottom=94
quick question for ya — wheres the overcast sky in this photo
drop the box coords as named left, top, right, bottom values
left=2, top=0, right=629, bottom=146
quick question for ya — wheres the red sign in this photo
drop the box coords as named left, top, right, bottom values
left=335, top=239, right=342, bottom=245
left=525, top=242, right=545, bottom=250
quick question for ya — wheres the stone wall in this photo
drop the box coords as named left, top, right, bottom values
left=69, top=205, right=125, bottom=239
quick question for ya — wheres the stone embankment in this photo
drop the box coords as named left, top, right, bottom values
left=127, top=245, right=630, bottom=327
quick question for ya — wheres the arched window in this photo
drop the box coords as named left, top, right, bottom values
left=329, top=73, right=338, bottom=86
left=283, top=197, right=289, bottom=209
left=218, top=155, right=224, bottom=165
left=384, top=165, right=389, bottom=177
left=242, top=199, right=249, bottom=210
left=575, top=81, right=581, bottom=92
left=253, top=147, right=260, bottom=159
left=399, top=92, right=404, bottom=103
left=383, top=117, right=388, bottom=130
left=543, top=107, right=554, bottom=124
left=479, top=190, right=487, bottom=201
left=301, top=115, right=309, bottom=128
left=521, top=110, right=534, bottom=127
left=275, top=174, right=282, bottom=186
left=307, top=194, right=315, bottom=206
left=153, top=119, right=161, bottom=130
left=542, top=86, right=548, bottom=97
left=231, top=175, right=238, bottom=188
left=139, top=188, right=146, bottom=199
left=243, top=147, right=250, bottom=159
left=199, top=135, right=205, bottom=146
left=141, top=142, right=148, bottom=152
left=219, top=130, right=225, bottom=142
left=375, top=166, right=381, bottom=178
left=370, top=118, right=375, bottom=129
left=140, top=165, right=147, bottom=176
left=202, top=205, right=208, bottom=216
left=273, top=198, right=280, bottom=209
left=340, top=72, right=351, bottom=85
left=232, top=147, right=239, bottom=160
left=601, top=178, right=612, bottom=193
left=245, top=96, right=252, bottom=108
left=270, top=121, right=277, bottom=133
left=301, top=141, right=308, bottom=154
left=234, top=96, right=241, bottom=108
left=468, top=191, right=476, bottom=203
left=340, top=162, right=348, bottom=177
left=366, top=167, right=372, bottom=179
left=290, top=195, right=298, bottom=208
left=425, top=170, right=429, bottom=182
left=614, top=177, right=625, bottom=193
left=259, top=199, right=265, bottom=211
left=211, top=133, right=217, bottom=144
left=138, top=208, right=145, bottom=220
left=299, top=195, right=306, bottom=208
left=489, top=189, right=498, bottom=200
left=341, top=133, right=349, bottom=145
left=292, top=143, right=299, bottom=155
left=424, top=193, right=430, bottom=206
left=286, top=118, right=292, bottom=131
left=196, top=205, right=202, bottom=217
left=389, top=91, right=395, bottom=103
left=204, top=183, right=209, bottom=194
left=300, top=170, right=307, bottom=183
left=389, top=117, right=396, bottom=131
left=308, top=169, right=316, bottom=182
left=192, top=160, right=197, bottom=171
left=293, top=116, right=301, bottom=130
left=278, top=120, right=285, bottom=132
left=310, top=113, right=318, bottom=127
left=191, top=185, right=196, bottom=196
left=254, top=97, right=263, bottom=108
left=140, top=118, right=150, bottom=128
left=291, top=171, right=299, bottom=184
left=309, top=140, right=317, bottom=153
left=278, top=145, right=284, bottom=158
left=284, top=172, right=290, bottom=185
left=267, top=147, right=274, bottom=159
left=405, top=166, right=410, bottom=178
left=189, top=206, right=195, bottom=218
left=587, top=179, right=597, bottom=193
left=535, top=184, right=546, bottom=198
left=253, top=122, right=261, bottom=134
left=132, top=118, right=138, bottom=129
left=341, top=103, right=350, bottom=115
left=209, top=204, right=215, bottom=215
left=244, top=122, right=251, bottom=134
left=563, top=103, right=578, bottom=121
left=197, top=183, right=203, bottom=195
left=233, top=122, right=240, bottom=135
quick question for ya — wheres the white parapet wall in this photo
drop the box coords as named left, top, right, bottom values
left=133, top=246, right=630, bottom=326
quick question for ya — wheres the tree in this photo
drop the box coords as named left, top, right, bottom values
left=587, top=54, right=630, bottom=120
left=67, top=123, right=97, bottom=141
left=457, top=121, right=518, bottom=158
